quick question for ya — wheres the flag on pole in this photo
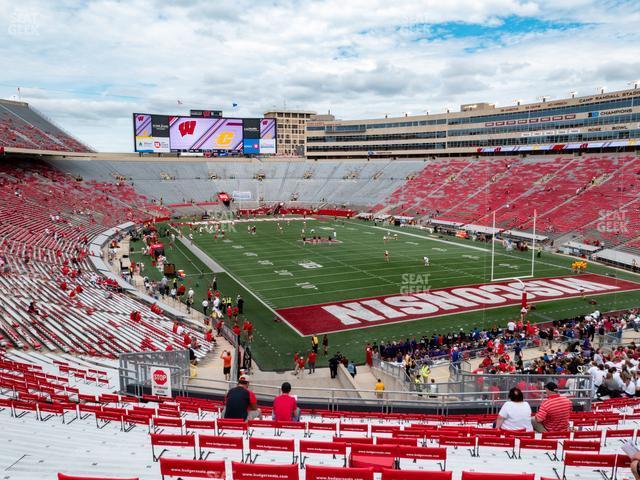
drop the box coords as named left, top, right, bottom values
left=177, top=100, right=183, bottom=105
left=232, top=102, right=238, bottom=108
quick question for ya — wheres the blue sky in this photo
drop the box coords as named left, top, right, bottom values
left=0, top=0, right=638, bottom=151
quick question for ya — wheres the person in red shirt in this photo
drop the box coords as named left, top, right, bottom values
left=296, top=355, right=305, bottom=378
left=215, top=319, right=223, bottom=336
left=365, top=343, right=373, bottom=367
left=273, top=382, right=300, bottom=422
left=245, top=321, right=253, bottom=342
left=293, top=352, right=299, bottom=370
left=227, top=306, right=233, bottom=320
left=531, top=382, right=572, bottom=432
left=232, top=306, right=239, bottom=320
left=307, top=350, right=317, bottom=374
left=232, top=323, right=241, bottom=339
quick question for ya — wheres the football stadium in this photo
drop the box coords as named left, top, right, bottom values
left=2, top=1, right=640, bottom=479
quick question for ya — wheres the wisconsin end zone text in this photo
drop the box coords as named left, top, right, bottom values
left=276, top=274, right=640, bottom=335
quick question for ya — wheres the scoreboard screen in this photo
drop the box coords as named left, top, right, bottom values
left=133, top=113, right=277, bottom=155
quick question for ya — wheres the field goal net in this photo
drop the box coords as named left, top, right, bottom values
left=489, top=210, right=538, bottom=292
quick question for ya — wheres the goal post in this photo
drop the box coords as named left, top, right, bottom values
left=490, top=209, right=538, bottom=282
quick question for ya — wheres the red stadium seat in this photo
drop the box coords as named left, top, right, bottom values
left=562, top=452, right=617, bottom=480
left=381, top=469, right=453, bottom=480
left=232, top=461, right=299, bottom=480
left=198, top=434, right=244, bottom=461
left=149, top=434, right=196, bottom=462
left=306, top=464, right=374, bottom=480
left=58, top=475, right=139, bottom=480
left=158, top=457, right=225, bottom=480
left=246, top=436, right=297, bottom=464
left=461, top=473, right=534, bottom=480
left=299, top=440, right=347, bottom=467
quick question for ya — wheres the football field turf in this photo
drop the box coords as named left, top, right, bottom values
left=133, top=218, right=640, bottom=370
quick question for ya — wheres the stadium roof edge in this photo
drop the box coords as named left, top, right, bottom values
left=0, top=98, right=29, bottom=107
left=317, top=86, right=640, bottom=124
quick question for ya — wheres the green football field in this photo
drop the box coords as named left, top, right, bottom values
left=130, top=217, right=640, bottom=370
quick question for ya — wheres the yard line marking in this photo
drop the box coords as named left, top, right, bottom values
left=176, top=234, right=304, bottom=336
left=346, top=221, right=572, bottom=272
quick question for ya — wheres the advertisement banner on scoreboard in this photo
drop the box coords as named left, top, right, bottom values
left=243, top=118, right=261, bottom=139
left=260, top=118, right=276, bottom=139
left=260, top=138, right=276, bottom=154
left=243, top=138, right=260, bottom=154
left=134, top=113, right=170, bottom=153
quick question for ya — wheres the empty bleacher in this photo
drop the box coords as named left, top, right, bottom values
left=0, top=99, right=90, bottom=153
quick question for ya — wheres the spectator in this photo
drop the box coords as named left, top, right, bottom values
left=329, top=353, right=340, bottom=379
left=347, top=360, right=357, bottom=378
left=531, top=382, right=572, bottom=432
left=273, top=382, right=300, bottom=422
left=427, top=378, right=438, bottom=398
left=496, top=387, right=532, bottom=431
left=374, top=378, right=385, bottom=399
left=188, top=341, right=197, bottom=365
left=220, top=350, right=232, bottom=381
left=223, top=376, right=260, bottom=420
left=307, top=350, right=316, bottom=374
left=236, top=294, right=244, bottom=314
left=27, top=301, right=39, bottom=315
left=295, top=354, right=305, bottom=378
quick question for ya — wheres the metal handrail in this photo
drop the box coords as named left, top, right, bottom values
left=180, top=373, right=593, bottom=409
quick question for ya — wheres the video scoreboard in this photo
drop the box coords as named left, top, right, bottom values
left=133, top=113, right=276, bottom=155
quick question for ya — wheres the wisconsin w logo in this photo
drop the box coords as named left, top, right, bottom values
left=178, top=120, right=196, bottom=137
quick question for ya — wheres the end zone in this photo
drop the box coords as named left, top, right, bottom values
left=275, top=273, right=640, bottom=336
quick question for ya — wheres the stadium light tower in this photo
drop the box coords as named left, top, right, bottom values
left=538, top=95, right=550, bottom=103
left=629, top=80, right=640, bottom=89
left=569, top=91, right=577, bottom=98
left=513, top=98, right=522, bottom=106
left=597, top=86, right=606, bottom=94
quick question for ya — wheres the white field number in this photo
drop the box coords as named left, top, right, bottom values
left=275, top=270, right=293, bottom=276
left=298, top=260, right=323, bottom=269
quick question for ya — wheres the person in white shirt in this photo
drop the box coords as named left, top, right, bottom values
left=507, top=320, right=516, bottom=333
left=624, top=375, right=637, bottom=397
left=520, top=307, right=528, bottom=322
left=589, top=363, right=606, bottom=388
left=496, top=387, right=533, bottom=432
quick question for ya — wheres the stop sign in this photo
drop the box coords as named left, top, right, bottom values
left=153, top=369, right=168, bottom=385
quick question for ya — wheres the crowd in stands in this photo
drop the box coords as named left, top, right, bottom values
left=372, top=307, right=639, bottom=394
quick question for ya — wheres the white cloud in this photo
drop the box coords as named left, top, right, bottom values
left=0, top=0, right=637, bottom=151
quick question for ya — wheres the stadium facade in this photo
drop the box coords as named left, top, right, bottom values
left=305, top=87, right=640, bottom=160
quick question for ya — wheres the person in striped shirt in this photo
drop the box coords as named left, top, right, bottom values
left=531, top=382, right=572, bottom=432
